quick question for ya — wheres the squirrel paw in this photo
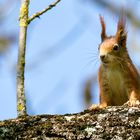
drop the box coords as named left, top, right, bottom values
left=88, top=104, right=107, bottom=110
left=124, top=99, right=140, bottom=107
left=88, top=104, right=99, bottom=110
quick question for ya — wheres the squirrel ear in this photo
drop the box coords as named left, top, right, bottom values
left=100, top=15, right=107, bottom=42
left=115, top=13, right=127, bottom=46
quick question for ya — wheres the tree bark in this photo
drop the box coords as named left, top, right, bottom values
left=16, top=0, right=61, bottom=118
left=17, top=0, right=29, bottom=117
left=0, top=106, right=140, bottom=139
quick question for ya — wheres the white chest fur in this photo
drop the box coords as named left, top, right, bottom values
left=106, top=68, right=125, bottom=93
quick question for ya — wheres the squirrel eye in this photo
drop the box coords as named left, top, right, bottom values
left=113, top=44, right=119, bottom=51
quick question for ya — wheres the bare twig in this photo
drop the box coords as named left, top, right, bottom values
left=17, top=0, right=29, bottom=117
left=28, top=0, right=61, bottom=24
left=17, top=0, right=61, bottom=117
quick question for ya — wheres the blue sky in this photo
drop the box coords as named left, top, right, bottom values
left=0, top=0, right=140, bottom=120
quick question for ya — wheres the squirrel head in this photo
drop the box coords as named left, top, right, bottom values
left=99, top=15, right=127, bottom=66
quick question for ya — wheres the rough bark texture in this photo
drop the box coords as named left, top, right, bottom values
left=0, top=106, right=140, bottom=140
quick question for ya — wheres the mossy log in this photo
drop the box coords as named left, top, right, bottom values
left=0, top=106, right=140, bottom=139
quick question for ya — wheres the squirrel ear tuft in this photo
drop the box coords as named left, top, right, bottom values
left=100, top=15, right=107, bottom=42
left=115, top=12, right=127, bottom=46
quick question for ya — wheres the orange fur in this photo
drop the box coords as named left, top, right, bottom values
left=90, top=15, right=140, bottom=109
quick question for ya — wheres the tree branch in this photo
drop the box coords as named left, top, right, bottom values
left=17, top=0, right=61, bottom=117
left=28, top=0, right=61, bottom=24
left=16, top=0, right=30, bottom=117
left=0, top=106, right=140, bottom=139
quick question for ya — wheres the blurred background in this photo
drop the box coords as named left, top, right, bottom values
left=0, top=0, right=140, bottom=120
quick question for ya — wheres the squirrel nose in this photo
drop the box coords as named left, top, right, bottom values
left=100, top=55, right=105, bottom=61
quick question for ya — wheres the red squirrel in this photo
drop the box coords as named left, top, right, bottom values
left=90, top=15, right=140, bottom=109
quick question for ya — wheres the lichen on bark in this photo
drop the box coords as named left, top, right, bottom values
left=0, top=106, right=140, bottom=139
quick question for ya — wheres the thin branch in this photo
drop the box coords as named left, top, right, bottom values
left=17, top=0, right=29, bottom=117
left=28, top=0, right=61, bottom=24
left=17, top=0, right=61, bottom=117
